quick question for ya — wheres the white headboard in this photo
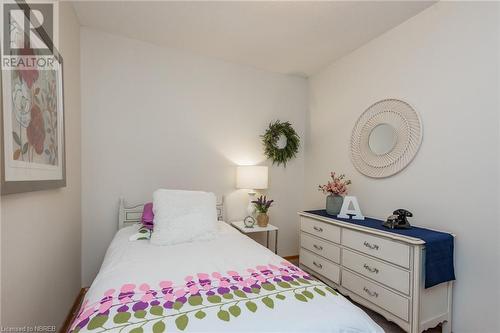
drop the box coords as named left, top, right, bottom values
left=118, top=196, right=225, bottom=229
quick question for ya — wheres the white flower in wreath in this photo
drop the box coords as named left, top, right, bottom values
left=12, top=78, right=32, bottom=128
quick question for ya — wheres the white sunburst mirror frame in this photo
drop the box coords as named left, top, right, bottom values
left=350, top=99, right=423, bottom=178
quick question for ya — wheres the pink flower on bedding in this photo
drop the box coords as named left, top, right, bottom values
left=197, top=273, right=212, bottom=290
left=140, top=285, right=155, bottom=302
left=256, top=275, right=266, bottom=283
left=159, top=280, right=172, bottom=288
left=120, top=283, right=135, bottom=292
left=244, top=277, right=255, bottom=286
left=141, top=293, right=154, bottom=302
left=104, top=289, right=115, bottom=297
left=188, top=285, right=199, bottom=294
left=160, top=281, right=174, bottom=298
left=98, top=300, right=112, bottom=314
left=218, top=279, right=230, bottom=288
left=184, top=276, right=199, bottom=294
left=118, top=284, right=135, bottom=303
left=79, top=307, right=95, bottom=322
left=228, top=271, right=244, bottom=283
left=269, top=264, right=280, bottom=270
left=211, top=272, right=222, bottom=279
left=174, top=288, right=186, bottom=297
left=119, top=295, right=132, bottom=304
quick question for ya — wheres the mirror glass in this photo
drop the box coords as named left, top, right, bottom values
left=368, top=123, right=397, bottom=155
left=275, top=134, right=287, bottom=149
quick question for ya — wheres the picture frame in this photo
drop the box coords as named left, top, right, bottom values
left=0, top=8, right=66, bottom=195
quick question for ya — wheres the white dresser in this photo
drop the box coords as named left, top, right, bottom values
left=298, top=212, right=453, bottom=333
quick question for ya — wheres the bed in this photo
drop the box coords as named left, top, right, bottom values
left=70, top=198, right=383, bottom=333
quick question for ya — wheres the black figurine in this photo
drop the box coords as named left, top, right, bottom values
left=383, top=209, right=412, bottom=229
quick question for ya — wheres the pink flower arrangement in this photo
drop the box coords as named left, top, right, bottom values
left=318, top=172, right=351, bottom=196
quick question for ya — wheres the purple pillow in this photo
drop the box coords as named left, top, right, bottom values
left=142, top=202, right=154, bottom=230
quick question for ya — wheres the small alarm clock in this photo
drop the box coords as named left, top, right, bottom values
left=244, top=216, right=256, bottom=228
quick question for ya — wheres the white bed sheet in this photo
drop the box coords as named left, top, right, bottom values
left=72, top=222, right=383, bottom=333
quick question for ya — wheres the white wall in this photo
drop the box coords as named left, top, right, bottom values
left=0, top=2, right=82, bottom=328
left=81, top=28, right=307, bottom=285
left=306, top=2, right=499, bottom=333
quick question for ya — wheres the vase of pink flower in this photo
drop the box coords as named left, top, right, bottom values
left=318, top=172, right=352, bottom=215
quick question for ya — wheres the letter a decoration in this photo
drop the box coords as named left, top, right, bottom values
left=338, top=196, right=365, bottom=220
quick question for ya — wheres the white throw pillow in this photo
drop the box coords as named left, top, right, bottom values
left=150, top=189, right=218, bottom=245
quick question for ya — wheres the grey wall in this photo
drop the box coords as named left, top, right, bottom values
left=306, top=2, right=499, bottom=332
left=80, top=28, right=308, bottom=286
left=0, top=2, right=82, bottom=329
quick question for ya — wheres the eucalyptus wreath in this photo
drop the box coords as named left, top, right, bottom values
left=261, top=120, right=300, bottom=167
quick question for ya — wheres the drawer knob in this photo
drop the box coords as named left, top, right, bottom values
left=313, top=226, right=324, bottom=232
left=313, top=244, right=323, bottom=251
left=313, top=261, right=323, bottom=269
left=363, top=287, right=378, bottom=298
left=363, top=241, right=379, bottom=250
left=363, top=264, right=379, bottom=274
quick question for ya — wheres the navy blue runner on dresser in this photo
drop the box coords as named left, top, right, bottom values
left=304, top=210, right=455, bottom=288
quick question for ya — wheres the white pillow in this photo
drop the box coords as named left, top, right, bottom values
left=150, top=189, right=218, bottom=246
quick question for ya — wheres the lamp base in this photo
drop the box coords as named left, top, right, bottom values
left=247, top=191, right=256, bottom=217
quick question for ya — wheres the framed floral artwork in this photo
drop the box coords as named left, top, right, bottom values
left=1, top=51, right=66, bottom=195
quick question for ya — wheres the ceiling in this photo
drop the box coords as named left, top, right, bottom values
left=72, top=1, right=435, bottom=77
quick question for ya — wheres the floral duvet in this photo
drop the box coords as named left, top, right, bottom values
left=71, top=222, right=383, bottom=333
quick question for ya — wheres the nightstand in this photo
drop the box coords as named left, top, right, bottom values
left=231, top=221, right=278, bottom=254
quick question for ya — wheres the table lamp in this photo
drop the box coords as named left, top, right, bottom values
left=236, top=166, right=268, bottom=217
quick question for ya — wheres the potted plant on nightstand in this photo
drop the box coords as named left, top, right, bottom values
left=252, top=195, right=274, bottom=227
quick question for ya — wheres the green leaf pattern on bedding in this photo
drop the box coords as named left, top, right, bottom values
left=71, top=262, right=338, bottom=332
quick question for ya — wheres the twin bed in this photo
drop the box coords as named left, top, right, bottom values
left=69, top=197, right=383, bottom=333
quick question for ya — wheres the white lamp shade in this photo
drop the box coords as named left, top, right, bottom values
left=236, top=166, right=268, bottom=190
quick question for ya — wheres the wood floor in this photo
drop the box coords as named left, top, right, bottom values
left=61, top=287, right=88, bottom=333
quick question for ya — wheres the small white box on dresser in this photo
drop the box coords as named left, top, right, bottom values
left=298, top=212, right=453, bottom=333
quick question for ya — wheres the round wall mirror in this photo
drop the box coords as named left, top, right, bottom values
left=351, top=99, right=422, bottom=178
left=368, top=123, right=397, bottom=155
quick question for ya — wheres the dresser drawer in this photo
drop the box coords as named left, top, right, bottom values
left=300, top=249, right=340, bottom=284
left=342, top=229, right=410, bottom=268
left=342, top=249, right=410, bottom=295
left=342, top=270, right=409, bottom=321
left=300, top=217, right=341, bottom=243
left=301, top=233, right=341, bottom=264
